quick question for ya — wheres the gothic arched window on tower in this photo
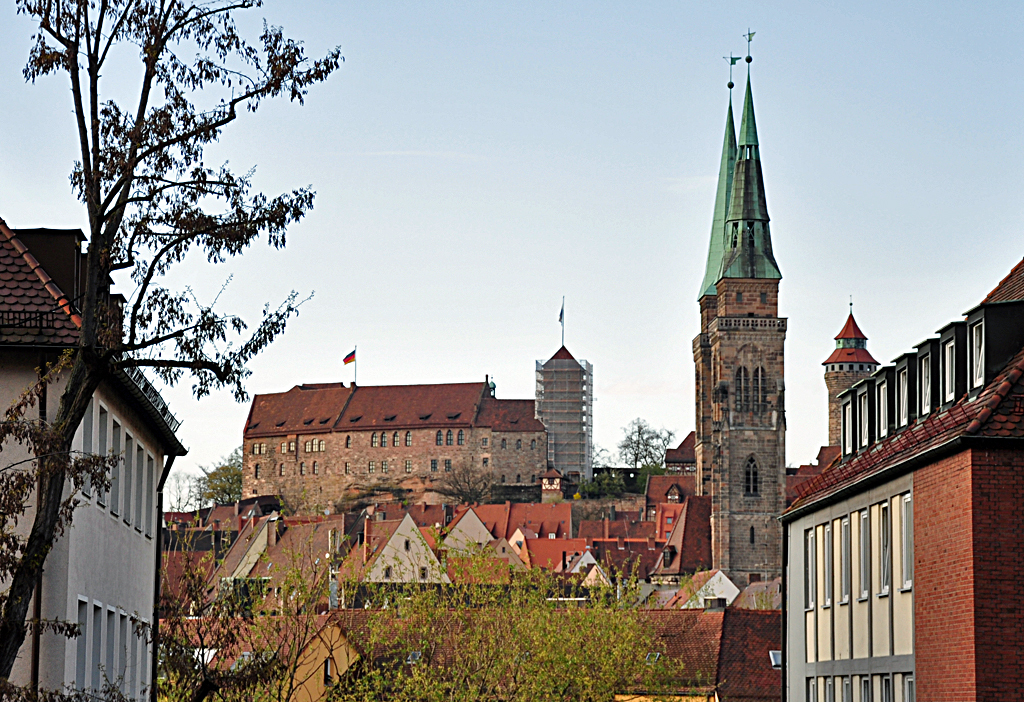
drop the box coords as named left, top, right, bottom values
left=750, top=526, right=755, bottom=545
left=731, top=222, right=739, bottom=248
left=735, top=367, right=750, bottom=412
left=744, top=457, right=760, bottom=496
left=753, top=367, right=769, bottom=412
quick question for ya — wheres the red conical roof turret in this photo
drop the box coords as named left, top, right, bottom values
left=834, top=313, right=867, bottom=341
left=823, top=312, right=878, bottom=365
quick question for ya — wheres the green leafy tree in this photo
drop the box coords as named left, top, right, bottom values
left=1, top=0, right=342, bottom=680
left=198, top=446, right=244, bottom=506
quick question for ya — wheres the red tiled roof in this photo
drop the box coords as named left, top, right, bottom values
left=717, top=609, right=783, bottom=700
left=161, top=550, right=215, bottom=603
left=731, top=577, right=782, bottom=610
left=981, top=257, right=1024, bottom=304
left=548, top=345, right=576, bottom=361
left=790, top=343, right=1024, bottom=513
left=476, top=397, right=545, bottom=432
left=645, top=474, right=696, bottom=508
left=586, top=539, right=663, bottom=579
left=654, top=503, right=685, bottom=541
left=339, top=383, right=485, bottom=431
left=455, top=501, right=572, bottom=540
left=245, top=383, right=352, bottom=438
left=665, top=431, right=696, bottom=465
left=654, top=496, right=712, bottom=576
left=822, top=346, right=879, bottom=365
left=373, top=503, right=450, bottom=528
left=578, top=519, right=656, bottom=540
left=0, top=218, right=82, bottom=345
left=834, top=313, right=867, bottom=340
left=521, top=537, right=588, bottom=570
left=540, top=467, right=562, bottom=479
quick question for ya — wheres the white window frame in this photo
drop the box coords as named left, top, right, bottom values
left=805, top=528, right=816, bottom=610
left=840, top=517, right=851, bottom=603
left=807, top=678, right=817, bottom=702
left=823, top=523, right=832, bottom=607
left=842, top=402, right=852, bottom=454
left=919, top=355, right=931, bottom=415
left=943, top=340, right=956, bottom=403
left=897, top=369, right=909, bottom=426
left=902, top=494, right=913, bottom=589
left=971, top=321, right=985, bottom=388
left=904, top=675, right=915, bottom=702
left=843, top=677, right=852, bottom=702
left=861, top=677, right=871, bottom=702
left=859, top=393, right=869, bottom=448
left=882, top=675, right=892, bottom=702
left=826, top=677, right=834, bottom=702
left=859, top=510, right=870, bottom=599
left=879, top=502, right=891, bottom=595
left=877, top=381, right=888, bottom=438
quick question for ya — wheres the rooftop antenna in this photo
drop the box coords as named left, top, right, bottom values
left=723, top=52, right=741, bottom=90
left=744, top=29, right=755, bottom=67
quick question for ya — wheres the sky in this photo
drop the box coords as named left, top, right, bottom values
left=1, top=1, right=1022, bottom=477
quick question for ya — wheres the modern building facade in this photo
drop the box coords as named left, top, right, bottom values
left=692, top=65, right=787, bottom=587
left=0, top=222, right=186, bottom=699
left=534, top=346, right=593, bottom=481
left=782, top=258, right=1024, bottom=702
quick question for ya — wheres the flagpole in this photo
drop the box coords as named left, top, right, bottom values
left=354, top=345, right=357, bottom=386
left=561, top=296, right=565, bottom=347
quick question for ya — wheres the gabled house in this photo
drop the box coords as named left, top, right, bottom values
left=340, top=514, right=449, bottom=584
left=0, top=222, right=187, bottom=698
left=520, top=537, right=588, bottom=571
left=664, top=431, right=697, bottom=473
left=644, top=474, right=696, bottom=520
left=664, top=569, right=741, bottom=609
left=452, top=501, right=572, bottom=541
left=650, top=496, right=712, bottom=586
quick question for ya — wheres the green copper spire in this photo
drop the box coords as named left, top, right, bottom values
left=719, top=71, right=781, bottom=281
left=698, top=98, right=738, bottom=299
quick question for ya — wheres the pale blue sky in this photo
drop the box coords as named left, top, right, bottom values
left=1, top=2, right=1021, bottom=475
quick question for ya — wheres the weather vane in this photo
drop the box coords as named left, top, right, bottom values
left=744, top=29, right=755, bottom=64
left=849, top=295, right=853, bottom=315
left=723, top=53, right=740, bottom=90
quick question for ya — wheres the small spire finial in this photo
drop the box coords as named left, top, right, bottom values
left=723, top=53, right=740, bottom=90
left=849, top=295, right=853, bottom=315
left=744, top=29, right=755, bottom=64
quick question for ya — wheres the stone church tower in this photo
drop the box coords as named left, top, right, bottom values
left=693, top=65, right=786, bottom=586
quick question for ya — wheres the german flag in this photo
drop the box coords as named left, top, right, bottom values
left=343, top=349, right=356, bottom=365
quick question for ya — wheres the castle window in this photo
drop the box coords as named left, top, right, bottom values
left=531, top=474, right=536, bottom=483
left=254, top=464, right=260, bottom=480
left=516, top=474, right=521, bottom=482
left=444, top=460, right=452, bottom=472
left=752, top=367, right=768, bottom=412
left=531, top=439, right=536, bottom=449
left=436, top=431, right=443, bottom=446
left=482, top=437, right=489, bottom=447
left=279, top=464, right=285, bottom=477
left=482, top=458, right=489, bottom=467
left=500, top=475, right=506, bottom=483
left=304, top=440, right=311, bottom=452
left=431, top=459, right=438, bottom=472
left=344, top=462, right=350, bottom=475
left=368, top=461, right=375, bottom=474
left=405, top=460, right=412, bottom=473
left=516, top=439, right=522, bottom=450
left=405, top=431, right=412, bottom=446
left=501, top=439, right=507, bottom=449
left=445, top=430, right=453, bottom=446
left=736, top=292, right=743, bottom=303
left=288, top=441, right=295, bottom=452
left=457, top=430, right=465, bottom=445
left=371, top=433, right=378, bottom=448
left=381, top=460, right=388, bottom=474
left=749, top=526, right=755, bottom=545
left=313, top=461, right=319, bottom=475
left=760, top=292, right=767, bottom=304
left=345, top=435, right=352, bottom=448
left=393, top=431, right=400, bottom=447
left=734, top=367, right=750, bottom=412
left=300, top=462, right=306, bottom=476
left=280, top=442, right=286, bottom=454
left=380, top=432, right=388, bottom=448
left=744, top=457, right=759, bottom=496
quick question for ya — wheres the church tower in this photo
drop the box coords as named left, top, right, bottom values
left=823, top=312, right=878, bottom=446
left=693, top=58, right=785, bottom=586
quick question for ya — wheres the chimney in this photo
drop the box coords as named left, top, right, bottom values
left=603, top=518, right=609, bottom=539
left=234, top=500, right=240, bottom=517
left=616, top=536, right=625, bottom=551
left=647, top=536, right=656, bottom=551
left=267, top=519, right=277, bottom=547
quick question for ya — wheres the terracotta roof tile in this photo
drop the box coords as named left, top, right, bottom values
left=822, top=347, right=879, bottom=365
left=475, top=397, right=545, bottom=432
left=834, top=313, right=867, bottom=340
left=521, top=537, right=588, bottom=570
left=547, top=345, right=576, bottom=361
left=578, top=519, right=657, bottom=540
left=665, top=431, right=696, bottom=464
left=654, top=496, right=712, bottom=576
left=645, top=474, right=696, bottom=508
left=717, top=609, right=783, bottom=700
left=981, top=257, right=1024, bottom=304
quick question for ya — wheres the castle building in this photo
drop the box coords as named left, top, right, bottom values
left=692, top=65, right=786, bottom=586
left=535, top=346, right=593, bottom=481
left=241, top=381, right=547, bottom=508
left=823, top=313, right=879, bottom=446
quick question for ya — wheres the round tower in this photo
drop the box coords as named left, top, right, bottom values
left=823, top=312, right=878, bottom=446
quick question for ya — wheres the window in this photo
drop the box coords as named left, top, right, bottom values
left=436, top=431, right=443, bottom=446
left=897, top=368, right=909, bottom=425
left=404, top=538, right=410, bottom=552
left=281, top=442, right=287, bottom=454
left=381, top=460, right=388, bottom=474
left=943, top=340, right=955, bottom=403
left=457, top=430, right=465, bottom=445
left=861, top=678, right=871, bottom=702
left=288, top=440, right=296, bottom=452
left=919, top=355, right=931, bottom=415
left=760, top=292, right=767, bottom=304
left=377, top=432, right=384, bottom=447
left=749, top=526, right=755, bottom=545
left=431, top=459, right=438, bottom=472
left=254, top=464, right=260, bottom=480
left=444, top=459, right=452, bottom=472
left=860, top=510, right=869, bottom=599
left=500, top=475, right=506, bottom=483
left=516, top=439, right=522, bottom=450
left=482, top=437, right=489, bottom=447
left=313, top=461, right=319, bottom=475
left=516, top=474, right=521, bottom=483
left=304, top=440, right=311, bottom=452
left=842, top=402, right=852, bottom=454
left=482, top=458, right=489, bottom=467
left=323, top=658, right=333, bottom=686
left=110, top=422, right=121, bottom=515
left=843, top=677, right=852, bottom=702
left=879, top=502, right=891, bottom=594
left=806, top=678, right=816, bottom=702
left=971, top=321, right=985, bottom=388
left=344, top=462, right=350, bottom=475
left=882, top=676, right=892, bottom=702
left=859, top=394, right=869, bottom=447
left=877, top=382, right=888, bottom=438
left=279, top=463, right=285, bottom=476
left=804, top=529, right=816, bottom=609
left=300, top=462, right=306, bottom=475
left=823, top=523, right=833, bottom=607
left=445, top=430, right=453, bottom=446
left=841, top=517, right=851, bottom=603
left=405, top=460, right=412, bottom=473
left=531, top=474, right=536, bottom=483
left=734, top=367, right=750, bottom=412
left=368, top=461, right=375, bottom=474
left=393, top=431, right=400, bottom=447
left=501, top=439, right=507, bottom=449
left=744, top=457, right=759, bottom=495
left=904, top=676, right=915, bottom=702
left=531, top=439, right=536, bottom=449
left=405, top=431, right=412, bottom=446
left=902, top=494, right=913, bottom=588
left=752, top=367, right=768, bottom=411
left=825, top=677, right=834, bottom=702
left=318, top=439, right=326, bottom=451
left=346, top=435, right=352, bottom=448
left=419, top=566, right=428, bottom=580
left=384, top=566, right=393, bottom=580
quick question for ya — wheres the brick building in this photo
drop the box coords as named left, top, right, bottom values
left=241, top=380, right=547, bottom=508
left=781, top=258, right=1024, bottom=701
left=692, top=66, right=786, bottom=586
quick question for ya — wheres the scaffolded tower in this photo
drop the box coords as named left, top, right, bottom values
left=535, top=346, right=593, bottom=481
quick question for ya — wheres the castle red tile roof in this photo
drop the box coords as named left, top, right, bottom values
left=245, top=383, right=352, bottom=437
left=664, top=431, right=696, bottom=465
left=790, top=342, right=1024, bottom=514
left=822, top=346, right=879, bottom=365
left=981, top=257, right=1024, bottom=304
left=547, top=345, right=576, bottom=361
left=454, top=501, right=572, bottom=540
left=834, top=313, right=867, bottom=340
left=0, top=218, right=82, bottom=345
left=475, top=397, right=545, bottom=432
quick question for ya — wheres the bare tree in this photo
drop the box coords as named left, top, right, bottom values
left=433, top=461, right=493, bottom=505
left=1, top=0, right=342, bottom=679
left=616, top=418, right=675, bottom=472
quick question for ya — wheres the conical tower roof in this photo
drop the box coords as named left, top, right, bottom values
left=823, top=312, right=878, bottom=365
left=698, top=99, right=737, bottom=299
left=834, top=313, right=867, bottom=340
left=719, top=72, right=782, bottom=281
